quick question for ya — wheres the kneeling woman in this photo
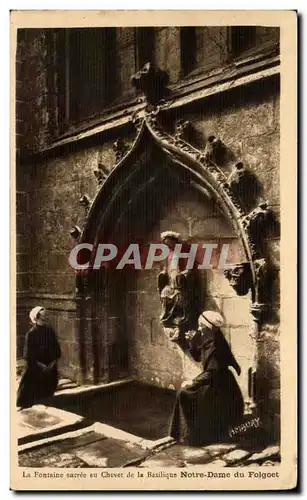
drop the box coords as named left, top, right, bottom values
left=17, top=306, right=61, bottom=409
left=169, top=310, right=244, bottom=446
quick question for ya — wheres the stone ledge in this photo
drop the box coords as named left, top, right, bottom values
left=51, top=377, right=134, bottom=398
left=17, top=405, right=87, bottom=446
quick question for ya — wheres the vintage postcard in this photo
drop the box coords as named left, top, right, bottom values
left=10, top=10, right=297, bottom=491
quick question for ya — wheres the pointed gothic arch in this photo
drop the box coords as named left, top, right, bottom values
left=73, top=111, right=272, bottom=414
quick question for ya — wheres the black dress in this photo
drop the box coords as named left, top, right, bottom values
left=169, top=327, right=244, bottom=446
left=17, top=324, right=61, bottom=408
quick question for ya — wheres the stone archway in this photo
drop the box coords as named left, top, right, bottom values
left=73, top=113, right=273, bottom=416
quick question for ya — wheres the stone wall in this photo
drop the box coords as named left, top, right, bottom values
left=16, top=140, right=121, bottom=379
left=16, top=83, right=280, bottom=403
left=15, top=27, right=279, bottom=152
left=16, top=29, right=50, bottom=153
left=125, top=187, right=255, bottom=403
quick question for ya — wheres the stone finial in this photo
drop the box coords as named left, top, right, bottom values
left=69, top=225, right=81, bottom=240
left=204, top=135, right=225, bottom=164
left=224, top=262, right=252, bottom=296
left=130, top=62, right=169, bottom=105
left=225, top=162, right=246, bottom=190
left=113, top=137, right=129, bottom=164
left=94, top=163, right=109, bottom=185
left=79, top=194, right=92, bottom=212
left=243, top=201, right=272, bottom=246
left=130, top=111, right=143, bottom=132
left=174, top=119, right=196, bottom=144
left=254, top=257, right=270, bottom=305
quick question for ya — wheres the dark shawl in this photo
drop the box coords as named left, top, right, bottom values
left=170, top=327, right=244, bottom=446
left=17, top=324, right=61, bottom=408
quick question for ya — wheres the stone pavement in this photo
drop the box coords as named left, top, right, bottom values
left=17, top=404, right=280, bottom=468
left=139, top=443, right=281, bottom=468
left=17, top=405, right=86, bottom=445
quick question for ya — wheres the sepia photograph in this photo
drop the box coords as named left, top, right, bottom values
left=11, top=10, right=297, bottom=491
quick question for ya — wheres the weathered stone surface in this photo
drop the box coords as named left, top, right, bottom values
left=163, top=444, right=212, bottom=465
left=75, top=438, right=148, bottom=467
left=19, top=449, right=89, bottom=468
left=195, top=27, right=228, bottom=70
left=17, top=405, right=85, bottom=445
left=209, top=459, right=227, bottom=467
left=19, top=430, right=106, bottom=466
left=18, top=406, right=62, bottom=431
left=222, top=449, right=252, bottom=465
left=140, top=451, right=185, bottom=468
left=155, top=28, right=181, bottom=84
left=203, top=443, right=237, bottom=456
left=245, top=445, right=280, bottom=464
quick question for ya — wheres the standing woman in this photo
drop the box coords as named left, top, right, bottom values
left=169, top=310, right=244, bottom=446
left=17, top=306, right=61, bottom=409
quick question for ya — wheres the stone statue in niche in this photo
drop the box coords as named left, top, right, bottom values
left=157, top=231, right=202, bottom=345
left=224, top=262, right=252, bottom=296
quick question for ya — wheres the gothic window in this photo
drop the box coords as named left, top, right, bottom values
left=180, top=27, right=197, bottom=77
left=54, top=28, right=117, bottom=132
left=135, top=27, right=155, bottom=69
left=229, top=26, right=257, bottom=58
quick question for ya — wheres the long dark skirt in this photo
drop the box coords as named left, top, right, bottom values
left=17, top=364, right=59, bottom=408
left=169, top=369, right=244, bottom=446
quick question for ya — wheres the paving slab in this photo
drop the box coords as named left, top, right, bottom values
left=74, top=437, right=149, bottom=467
left=203, top=443, right=237, bottom=456
left=17, top=405, right=85, bottom=445
left=244, top=445, right=280, bottom=464
left=19, top=448, right=90, bottom=468
left=163, top=444, right=213, bottom=465
left=139, top=455, right=186, bottom=468
left=19, top=429, right=107, bottom=466
left=222, top=448, right=252, bottom=465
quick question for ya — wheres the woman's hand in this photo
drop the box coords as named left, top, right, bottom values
left=181, top=380, right=193, bottom=388
left=37, top=361, right=48, bottom=372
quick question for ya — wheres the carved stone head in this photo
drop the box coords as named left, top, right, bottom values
left=69, top=225, right=81, bottom=240
left=224, top=263, right=252, bottom=296
left=161, top=230, right=181, bottom=250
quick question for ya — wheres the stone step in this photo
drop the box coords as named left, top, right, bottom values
left=17, top=405, right=89, bottom=446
